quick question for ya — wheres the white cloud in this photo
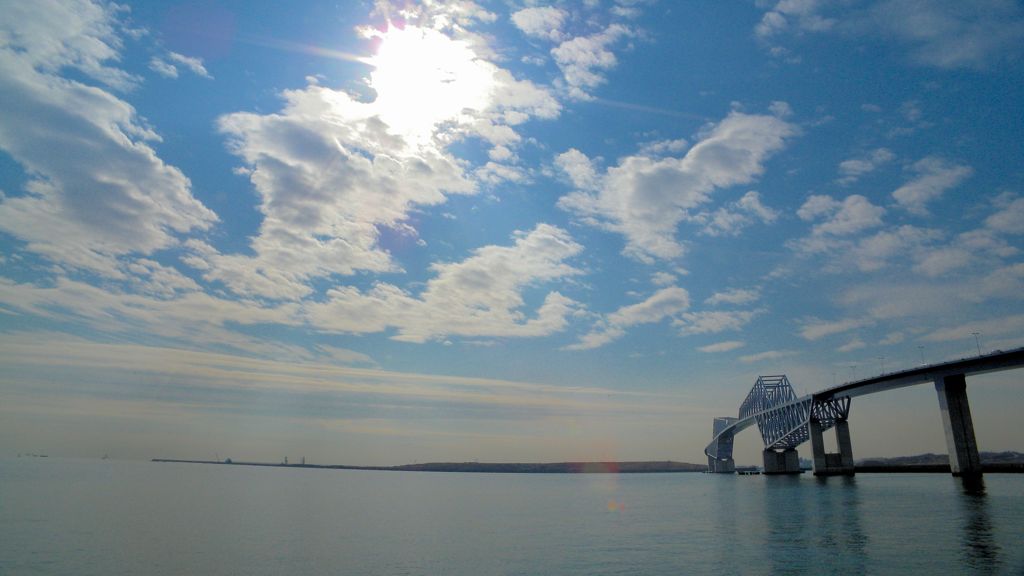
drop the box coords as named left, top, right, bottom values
left=555, top=149, right=600, bottom=191
left=756, top=0, right=1024, bottom=70
left=551, top=24, right=631, bottom=100
left=739, top=349, right=798, bottom=363
left=924, top=314, right=1024, bottom=343
left=559, top=110, right=796, bottom=261
left=674, top=309, right=761, bottom=335
left=511, top=7, right=568, bottom=42
left=305, top=225, right=584, bottom=343
left=837, top=338, right=866, bottom=353
left=879, top=332, right=905, bottom=345
left=0, top=0, right=217, bottom=276
left=986, top=195, right=1024, bottom=234
left=315, top=345, right=377, bottom=367
left=150, top=51, right=213, bottom=79
left=698, top=340, right=745, bottom=353
left=194, top=22, right=561, bottom=300
left=149, top=57, right=178, bottom=78
left=705, top=288, right=760, bottom=307
left=799, top=317, right=870, bottom=340
left=837, top=147, right=895, bottom=185
left=756, top=0, right=836, bottom=39
left=566, top=286, right=691, bottom=350
left=865, top=0, right=1024, bottom=69
left=831, top=262, right=1024, bottom=326
left=695, top=191, right=780, bottom=237
left=0, top=275, right=301, bottom=359
left=797, top=194, right=886, bottom=237
left=850, top=225, right=943, bottom=272
left=892, top=157, right=973, bottom=216
left=169, top=51, right=212, bottom=78
left=650, top=271, right=677, bottom=287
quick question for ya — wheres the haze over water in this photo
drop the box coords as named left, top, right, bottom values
left=3, top=458, right=1022, bottom=575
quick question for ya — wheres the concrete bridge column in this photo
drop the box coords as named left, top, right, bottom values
left=809, top=418, right=855, bottom=476
left=762, top=449, right=800, bottom=474
left=935, top=373, right=982, bottom=476
left=707, top=455, right=735, bottom=473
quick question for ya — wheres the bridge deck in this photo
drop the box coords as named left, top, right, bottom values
left=705, top=346, right=1024, bottom=461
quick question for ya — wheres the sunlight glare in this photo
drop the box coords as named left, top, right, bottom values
left=367, top=25, right=494, bottom=143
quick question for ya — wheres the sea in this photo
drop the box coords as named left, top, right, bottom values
left=2, top=458, right=1022, bottom=575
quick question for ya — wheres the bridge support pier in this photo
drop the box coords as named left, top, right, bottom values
left=707, top=456, right=735, bottom=473
left=935, top=373, right=982, bottom=477
left=809, top=418, right=855, bottom=476
left=762, top=449, right=801, bottom=474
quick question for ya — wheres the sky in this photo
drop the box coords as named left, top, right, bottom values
left=1, top=0, right=1023, bottom=466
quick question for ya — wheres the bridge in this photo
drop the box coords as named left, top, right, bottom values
left=705, top=346, right=1024, bottom=477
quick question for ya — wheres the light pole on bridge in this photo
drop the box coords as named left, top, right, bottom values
left=971, top=332, right=982, bottom=356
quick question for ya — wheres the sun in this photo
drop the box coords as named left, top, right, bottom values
left=366, top=25, right=495, bottom=143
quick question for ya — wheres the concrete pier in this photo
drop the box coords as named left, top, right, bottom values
left=935, top=373, right=982, bottom=476
left=707, top=455, right=736, bottom=473
left=762, top=449, right=801, bottom=474
left=809, top=418, right=855, bottom=476
left=707, top=419, right=738, bottom=473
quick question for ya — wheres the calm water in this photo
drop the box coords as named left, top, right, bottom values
left=2, top=458, right=1023, bottom=575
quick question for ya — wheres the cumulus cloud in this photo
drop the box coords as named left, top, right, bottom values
left=651, top=271, right=677, bottom=287
left=674, top=309, right=762, bottom=335
left=837, top=148, right=895, bottom=185
left=305, top=225, right=584, bottom=343
left=566, top=286, right=691, bottom=350
left=694, top=190, right=780, bottom=236
left=0, top=0, right=217, bottom=276
left=150, top=51, right=213, bottom=79
left=892, top=157, right=973, bottom=216
left=756, top=0, right=836, bottom=39
left=551, top=23, right=631, bottom=100
left=985, top=194, right=1024, bottom=234
left=558, top=110, right=796, bottom=262
left=845, top=225, right=939, bottom=272
left=705, top=288, right=760, bottom=307
left=511, top=6, right=568, bottom=42
left=797, top=194, right=885, bottom=237
left=191, top=19, right=560, bottom=300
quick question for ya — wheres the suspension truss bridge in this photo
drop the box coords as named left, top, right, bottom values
left=704, top=346, right=1024, bottom=476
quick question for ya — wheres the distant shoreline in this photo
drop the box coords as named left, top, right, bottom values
left=151, top=459, right=706, bottom=473
left=152, top=457, right=1024, bottom=474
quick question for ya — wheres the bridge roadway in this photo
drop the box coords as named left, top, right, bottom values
left=705, top=346, right=1024, bottom=477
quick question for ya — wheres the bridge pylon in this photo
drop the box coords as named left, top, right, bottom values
left=706, top=417, right=737, bottom=473
left=809, top=417, right=854, bottom=476
left=935, top=373, right=982, bottom=476
left=762, top=448, right=800, bottom=474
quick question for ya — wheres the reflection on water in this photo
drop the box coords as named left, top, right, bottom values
left=762, top=475, right=869, bottom=576
left=815, top=475, right=868, bottom=574
left=956, top=476, right=1003, bottom=574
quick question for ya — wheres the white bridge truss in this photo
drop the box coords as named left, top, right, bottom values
left=705, top=375, right=851, bottom=461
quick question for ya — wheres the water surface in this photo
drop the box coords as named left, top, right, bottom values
left=2, top=458, right=1022, bottom=575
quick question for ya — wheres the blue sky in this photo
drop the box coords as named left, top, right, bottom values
left=2, top=0, right=1023, bottom=465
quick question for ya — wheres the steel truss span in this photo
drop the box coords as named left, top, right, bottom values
left=704, top=346, right=1024, bottom=476
left=706, top=375, right=851, bottom=462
